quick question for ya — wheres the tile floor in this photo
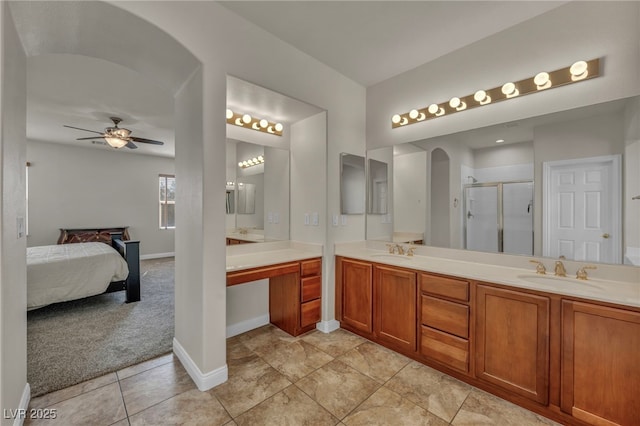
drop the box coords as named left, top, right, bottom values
left=26, top=325, right=560, bottom=425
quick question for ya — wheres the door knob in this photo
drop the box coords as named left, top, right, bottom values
left=602, top=233, right=610, bottom=239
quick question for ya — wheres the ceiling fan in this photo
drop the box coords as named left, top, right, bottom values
left=64, top=117, right=164, bottom=149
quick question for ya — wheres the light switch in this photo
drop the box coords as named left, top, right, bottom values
left=332, top=214, right=339, bottom=226
left=312, top=212, right=319, bottom=226
left=267, top=212, right=273, bottom=224
left=304, top=213, right=310, bottom=225
left=341, top=215, right=347, bottom=226
left=273, top=212, right=279, bottom=224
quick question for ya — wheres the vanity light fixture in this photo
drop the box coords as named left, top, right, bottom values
left=237, top=155, right=265, bottom=169
left=226, top=109, right=283, bottom=136
left=391, top=58, right=600, bottom=129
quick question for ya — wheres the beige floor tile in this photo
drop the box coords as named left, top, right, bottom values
left=226, top=337, right=256, bottom=364
left=29, top=372, right=118, bottom=410
left=451, top=389, right=560, bottom=425
left=117, top=353, right=174, bottom=380
left=296, top=359, right=380, bottom=419
left=338, top=341, right=410, bottom=383
left=120, top=361, right=196, bottom=415
left=342, top=387, right=448, bottom=426
left=25, top=382, right=126, bottom=426
left=301, top=329, right=367, bottom=357
left=211, top=356, right=291, bottom=418
left=260, top=340, right=334, bottom=381
left=385, top=361, right=471, bottom=422
left=239, top=325, right=299, bottom=356
left=129, top=388, right=231, bottom=425
left=234, top=385, right=338, bottom=426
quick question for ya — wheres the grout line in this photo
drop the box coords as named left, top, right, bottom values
left=115, top=376, right=131, bottom=425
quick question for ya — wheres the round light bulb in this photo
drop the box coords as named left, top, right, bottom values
left=449, top=97, right=461, bottom=108
left=570, top=60, right=588, bottom=77
left=242, top=161, right=249, bottom=166
left=392, top=114, right=401, bottom=124
left=242, top=114, right=252, bottom=124
left=259, top=119, right=268, bottom=128
left=474, top=90, right=487, bottom=102
left=226, top=109, right=234, bottom=119
left=238, top=162, right=243, bottom=167
left=428, top=104, right=439, bottom=114
left=501, top=82, right=516, bottom=95
left=258, top=155, right=264, bottom=161
left=409, top=109, right=419, bottom=119
left=534, top=72, right=550, bottom=86
left=274, top=123, right=284, bottom=132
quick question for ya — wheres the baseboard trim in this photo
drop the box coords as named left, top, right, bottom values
left=316, top=319, right=340, bottom=333
left=226, top=314, right=270, bottom=338
left=12, top=383, right=30, bottom=426
left=140, top=252, right=175, bottom=260
left=172, top=338, right=227, bottom=391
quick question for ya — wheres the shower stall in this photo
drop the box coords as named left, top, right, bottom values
left=463, top=181, right=534, bottom=255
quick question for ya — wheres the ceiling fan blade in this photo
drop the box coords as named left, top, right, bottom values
left=129, top=136, right=164, bottom=145
left=63, top=125, right=104, bottom=135
left=126, top=141, right=138, bottom=149
left=76, top=136, right=105, bottom=141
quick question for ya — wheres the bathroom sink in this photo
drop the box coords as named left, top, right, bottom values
left=516, top=274, right=605, bottom=292
left=370, top=253, right=412, bottom=263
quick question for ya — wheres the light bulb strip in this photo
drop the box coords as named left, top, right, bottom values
left=226, top=111, right=283, bottom=136
left=391, top=58, right=600, bottom=129
left=237, top=155, right=265, bottom=169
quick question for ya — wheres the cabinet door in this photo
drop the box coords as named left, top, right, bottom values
left=341, top=259, right=373, bottom=334
left=476, top=284, right=549, bottom=404
left=561, top=301, right=640, bottom=426
left=374, top=265, right=417, bottom=352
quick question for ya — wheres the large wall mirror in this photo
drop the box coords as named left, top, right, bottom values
left=227, top=139, right=290, bottom=242
left=366, top=95, right=640, bottom=266
left=340, top=153, right=365, bottom=214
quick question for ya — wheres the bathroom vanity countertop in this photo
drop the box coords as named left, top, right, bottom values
left=227, top=241, right=322, bottom=272
left=226, top=232, right=265, bottom=243
left=335, top=242, right=640, bottom=308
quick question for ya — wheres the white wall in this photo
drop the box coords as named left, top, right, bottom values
left=263, top=146, right=289, bottom=241
left=430, top=149, right=450, bottom=248
left=367, top=2, right=640, bottom=149
left=0, top=1, right=28, bottom=421
left=393, top=151, right=426, bottom=234
left=26, top=140, right=175, bottom=256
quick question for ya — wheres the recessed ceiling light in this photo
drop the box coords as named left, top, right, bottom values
left=496, top=139, right=505, bottom=143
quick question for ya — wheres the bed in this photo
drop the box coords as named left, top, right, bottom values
left=27, top=233, right=140, bottom=310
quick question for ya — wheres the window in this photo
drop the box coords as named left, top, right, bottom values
left=159, top=174, right=176, bottom=229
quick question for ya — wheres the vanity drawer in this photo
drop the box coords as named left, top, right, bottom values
left=301, top=258, right=322, bottom=277
left=420, top=273, right=469, bottom=302
left=421, top=326, right=469, bottom=373
left=300, top=299, right=321, bottom=328
left=421, top=295, right=469, bottom=338
left=301, top=276, right=321, bottom=302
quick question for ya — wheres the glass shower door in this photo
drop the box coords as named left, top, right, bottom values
left=464, top=185, right=499, bottom=253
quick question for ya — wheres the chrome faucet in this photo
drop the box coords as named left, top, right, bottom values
left=394, top=244, right=405, bottom=255
left=529, top=260, right=546, bottom=275
left=576, top=265, right=597, bottom=280
left=554, top=260, right=567, bottom=277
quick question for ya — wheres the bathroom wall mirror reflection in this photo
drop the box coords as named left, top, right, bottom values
left=366, top=95, right=640, bottom=266
left=368, top=158, right=389, bottom=214
left=340, top=153, right=365, bottom=214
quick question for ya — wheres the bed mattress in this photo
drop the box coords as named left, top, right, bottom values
left=27, top=242, right=129, bottom=309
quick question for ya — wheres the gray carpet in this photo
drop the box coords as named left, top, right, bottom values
left=27, top=257, right=174, bottom=397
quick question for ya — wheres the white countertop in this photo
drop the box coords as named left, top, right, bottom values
left=226, top=232, right=265, bottom=243
left=335, top=241, right=640, bottom=308
left=226, top=241, right=322, bottom=272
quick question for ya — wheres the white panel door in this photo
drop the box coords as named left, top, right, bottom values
left=543, top=156, right=621, bottom=263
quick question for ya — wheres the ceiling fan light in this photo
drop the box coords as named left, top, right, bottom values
left=105, top=137, right=127, bottom=149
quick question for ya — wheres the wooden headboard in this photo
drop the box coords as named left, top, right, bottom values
left=58, top=227, right=130, bottom=244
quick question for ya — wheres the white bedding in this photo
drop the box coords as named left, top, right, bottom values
left=27, top=242, right=130, bottom=309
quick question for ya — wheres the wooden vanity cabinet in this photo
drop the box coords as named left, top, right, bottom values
left=338, top=258, right=374, bottom=335
left=419, top=273, right=470, bottom=374
left=374, top=265, right=417, bottom=352
left=475, top=284, right=550, bottom=405
left=561, top=300, right=640, bottom=426
left=299, top=259, right=322, bottom=330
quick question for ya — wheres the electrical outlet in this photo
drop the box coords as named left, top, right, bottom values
left=273, top=212, right=279, bottom=224
left=341, top=215, right=347, bottom=226
left=332, top=214, right=339, bottom=226
left=267, top=212, right=273, bottom=224
left=312, top=212, right=319, bottom=226
left=304, top=213, right=310, bottom=225
left=17, top=217, right=25, bottom=239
